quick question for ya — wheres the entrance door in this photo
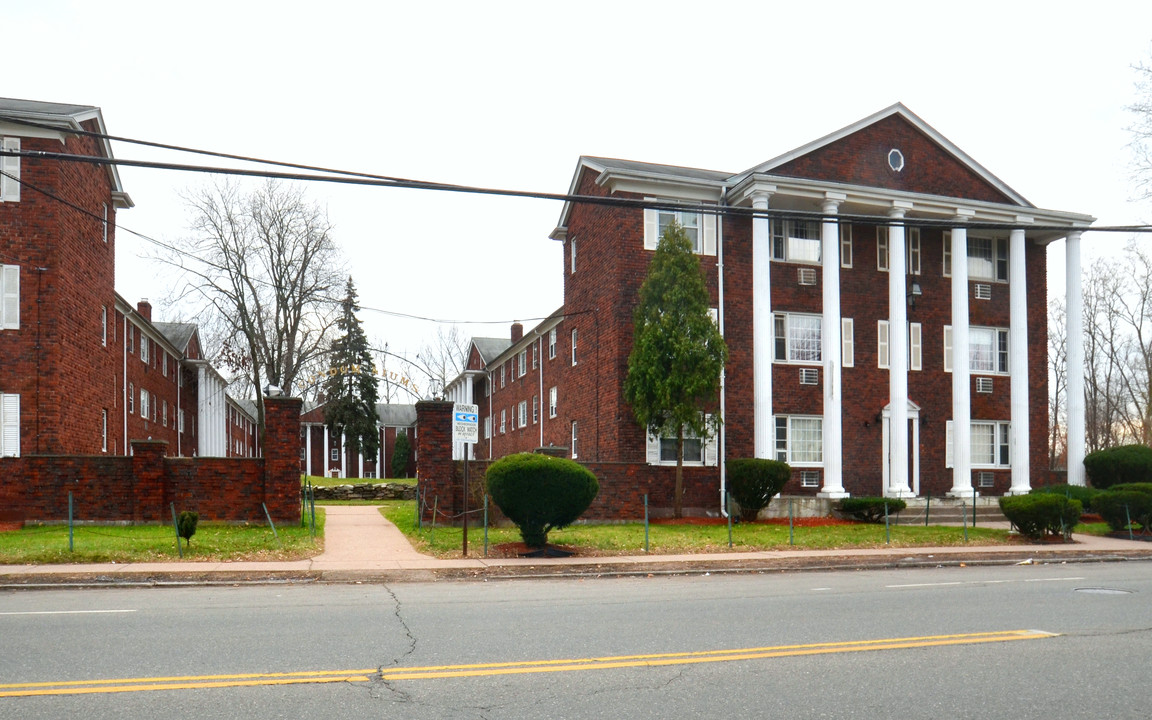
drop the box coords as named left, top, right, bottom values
left=881, top=401, right=920, bottom=496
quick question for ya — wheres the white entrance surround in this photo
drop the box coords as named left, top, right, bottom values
left=949, top=213, right=975, bottom=497
left=887, top=203, right=914, bottom=497
left=750, top=189, right=775, bottom=459
left=1066, top=230, right=1086, bottom=486
left=1008, top=225, right=1032, bottom=494
left=819, top=195, right=848, bottom=498
left=883, top=401, right=921, bottom=496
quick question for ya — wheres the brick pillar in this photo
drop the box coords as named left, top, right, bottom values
left=130, top=440, right=168, bottom=523
left=263, top=396, right=303, bottom=522
left=416, top=400, right=455, bottom=522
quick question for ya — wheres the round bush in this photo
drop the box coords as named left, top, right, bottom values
left=486, top=453, right=599, bottom=548
left=1094, top=491, right=1152, bottom=533
left=835, top=497, right=907, bottom=523
left=1030, top=484, right=1101, bottom=512
left=999, top=494, right=1082, bottom=540
left=1083, top=444, right=1152, bottom=490
left=726, top=458, right=790, bottom=521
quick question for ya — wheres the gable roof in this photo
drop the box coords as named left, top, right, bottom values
left=471, top=337, right=513, bottom=364
left=154, top=322, right=199, bottom=355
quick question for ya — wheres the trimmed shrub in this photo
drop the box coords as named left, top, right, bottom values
left=486, top=452, right=599, bottom=548
left=1083, top=444, right=1152, bottom=490
left=1030, top=484, right=1101, bottom=512
left=1094, top=491, right=1152, bottom=533
left=1107, top=483, right=1152, bottom=496
left=177, top=511, right=199, bottom=547
left=836, top=497, right=907, bottom=523
left=999, top=494, right=1081, bottom=540
left=726, top=458, right=790, bottom=521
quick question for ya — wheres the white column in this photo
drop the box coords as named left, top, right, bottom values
left=751, top=190, right=775, bottom=458
left=306, top=424, right=313, bottom=477
left=819, top=194, right=847, bottom=498
left=323, top=425, right=330, bottom=476
left=887, top=204, right=914, bottom=497
left=1066, top=230, right=1086, bottom=486
left=340, top=432, right=347, bottom=478
left=949, top=214, right=974, bottom=497
left=1008, top=226, right=1032, bottom=494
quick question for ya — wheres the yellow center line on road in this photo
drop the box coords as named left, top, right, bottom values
left=0, top=630, right=1055, bottom=698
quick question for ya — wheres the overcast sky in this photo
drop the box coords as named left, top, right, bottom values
left=9, top=1, right=1152, bottom=390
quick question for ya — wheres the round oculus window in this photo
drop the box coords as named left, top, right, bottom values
left=888, top=148, right=905, bottom=172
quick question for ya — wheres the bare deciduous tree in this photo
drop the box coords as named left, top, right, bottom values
left=164, top=179, right=345, bottom=433
left=413, top=326, right=469, bottom=398
left=1127, top=59, right=1152, bottom=200
left=1048, top=298, right=1067, bottom=469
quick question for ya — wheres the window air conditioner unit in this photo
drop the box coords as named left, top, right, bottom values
left=799, top=368, right=819, bottom=385
left=798, top=267, right=817, bottom=286
left=976, top=377, right=993, bottom=394
left=974, top=284, right=992, bottom=300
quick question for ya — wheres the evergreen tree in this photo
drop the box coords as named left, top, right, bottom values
left=624, top=220, right=728, bottom=518
left=323, top=278, right=381, bottom=461
left=391, top=430, right=412, bottom=479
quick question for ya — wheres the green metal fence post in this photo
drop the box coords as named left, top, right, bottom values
left=170, top=502, right=183, bottom=559
left=68, top=492, right=74, bottom=553
left=644, top=494, right=650, bottom=554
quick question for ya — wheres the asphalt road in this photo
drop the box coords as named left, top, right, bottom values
left=2, top=562, right=1151, bottom=719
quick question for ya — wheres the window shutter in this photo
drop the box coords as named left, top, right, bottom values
left=943, top=326, right=953, bottom=373
left=1, top=138, right=19, bottom=202
left=1, top=394, right=19, bottom=457
left=841, top=318, right=854, bottom=368
left=877, top=320, right=889, bottom=369
left=1, top=265, right=18, bottom=329
left=646, top=431, right=660, bottom=465
left=643, top=206, right=659, bottom=250
left=701, top=212, right=717, bottom=256
left=703, top=414, right=718, bottom=466
left=909, top=323, right=922, bottom=371
left=945, top=420, right=953, bottom=468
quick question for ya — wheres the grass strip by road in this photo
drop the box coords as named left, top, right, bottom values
left=0, top=630, right=1054, bottom=698
left=0, top=510, right=325, bottom=564
left=381, top=501, right=1015, bottom=557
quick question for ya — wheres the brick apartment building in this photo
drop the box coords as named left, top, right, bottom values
left=0, top=97, right=254, bottom=459
left=444, top=103, right=1093, bottom=509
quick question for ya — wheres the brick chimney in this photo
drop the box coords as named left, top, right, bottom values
left=511, top=322, right=523, bottom=343
left=137, top=299, right=152, bottom=322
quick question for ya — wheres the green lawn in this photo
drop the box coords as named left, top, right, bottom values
left=0, top=510, right=325, bottom=565
left=303, top=475, right=417, bottom=488
left=382, top=501, right=1018, bottom=558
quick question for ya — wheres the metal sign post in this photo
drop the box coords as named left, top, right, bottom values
left=453, top=404, right=479, bottom=557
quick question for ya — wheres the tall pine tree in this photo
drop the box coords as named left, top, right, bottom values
left=625, top=220, right=727, bottom=518
left=324, top=278, right=381, bottom=462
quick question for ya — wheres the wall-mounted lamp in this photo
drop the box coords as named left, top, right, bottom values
left=907, top=281, right=922, bottom=307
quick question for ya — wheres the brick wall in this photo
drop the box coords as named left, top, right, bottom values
left=0, top=396, right=302, bottom=523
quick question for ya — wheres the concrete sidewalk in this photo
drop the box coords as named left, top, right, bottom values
left=2, top=505, right=1151, bottom=586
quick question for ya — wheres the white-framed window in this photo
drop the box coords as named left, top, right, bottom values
left=1, top=137, right=20, bottom=202
left=511, top=405, right=517, bottom=430
left=500, top=409, right=507, bottom=434
left=518, top=349, right=526, bottom=377
left=141, top=335, right=149, bottom=364
left=162, top=351, right=168, bottom=377
left=532, top=394, right=539, bottom=424
left=771, top=219, right=821, bottom=263
left=128, top=383, right=134, bottom=414
left=878, top=321, right=920, bottom=370
left=1, top=393, right=20, bottom=457
left=571, top=421, right=578, bottom=459
left=842, top=318, right=854, bottom=368
left=101, top=306, right=107, bottom=347
left=570, top=237, right=576, bottom=274
left=140, top=389, right=150, bottom=421
left=101, top=409, right=108, bottom=452
left=647, top=415, right=717, bottom=466
left=774, top=415, right=823, bottom=466
left=840, top=224, right=852, bottom=268
left=102, top=202, right=109, bottom=243
left=968, top=236, right=1008, bottom=281
left=944, top=326, right=1008, bottom=374
left=878, top=320, right=890, bottom=369
left=162, top=400, right=168, bottom=427
left=484, top=416, right=491, bottom=439
left=571, top=328, right=578, bottom=366
left=1, top=264, right=19, bottom=330
left=127, top=324, right=134, bottom=353
left=518, top=400, right=527, bottom=428
left=532, top=343, right=538, bottom=369
left=500, top=364, right=505, bottom=388
left=548, top=328, right=557, bottom=359
left=943, top=231, right=952, bottom=276
left=774, top=312, right=821, bottom=363
left=946, top=420, right=1011, bottom=468
left=549, top=386, right=557, bottom=418
left=644, top=205, right=716, bottom=255
left=877, top=226, right=889, bottom=271
left=179, top=409, right=186, bottom=433
left=908, top=228, right=921, bottom=275
left=330, top=448, right=339, bottom=461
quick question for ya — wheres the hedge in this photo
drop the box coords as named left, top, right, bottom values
left=1083, top=444, right=1152, bottom=489
left=485, top=452, right=599, bottom=548
left=999, top=494, right=1082, bottom=540
left=1030, top=484, right=1101, bottom=512
left=726, top=458, right=790, bottom=521
left=835, top=497, right=907, bottom=523
left=1094, top=491, right=1152, bottom=533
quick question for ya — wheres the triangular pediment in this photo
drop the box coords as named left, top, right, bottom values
left=744, top=104, right=1031, bottom=208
